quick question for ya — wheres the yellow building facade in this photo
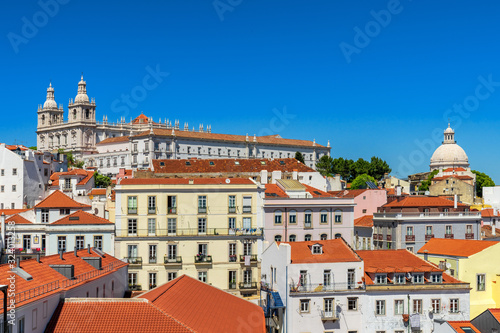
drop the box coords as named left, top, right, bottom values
left=114, top=177, right=263, bottom=296
left=418, top=239, right=500, bottom=318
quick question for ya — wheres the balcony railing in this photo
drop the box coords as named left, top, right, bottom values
left=239, top=282, right=257, bottom=289
left=148, top=207, right=156, bottom=214
left=128, top=208, right=137, bottom=214
left=116, top=228, right=263, bottom=238
left=289, top=282, right=363, bottom=293
left=465, top=233, right=474, bottom=239
left=374, top=212, right=481, bottom=219
left=194, top=255, right=212, bottom=263
left=229, top=282, right=237, bottom=289
left=228, top=206, right=236, bottom=214
left=445, top=233, right=454, bottom=239
left=242, top=206, right=252, bottom=213
left=229, top=255, right=237, bottom=262
left=304, top=222, right=312, bottom=228
left=198, top=206, right=207, bottom=214
left=129, top=284, right=142, bottom=291
left=386, top=235, right=392, bottom=241
left=425, top=234, right=434, bottom=241
left=168, top=207, right=177, bottom=214
left=321, top=310, right=338, bottom=321
left=149, top=256, right=157, bottom=264
left=124, top=257, right=142, bottom=267
left=377, top=234, right=383, bottom=240
left=405, top=235, right=415, bottom=242
left=239, top=255, right=258, bottom=262
left=164, top=256, right=182, bottom=264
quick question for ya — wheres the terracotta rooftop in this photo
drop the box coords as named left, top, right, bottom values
left=45, top=298, right=194, bottom=333
left=481, top=208, right=500, bottom=218
left=51, top=210, right=113, bottom=225
left=88, top=188, right=107, bottom=196
left=383, top=196, right=467, bottom=208
left=481, top=225, right=500, bottom=239
left=139, top=275, right=266, bottom=333
left=418, top=238, right=499, bottom=257
left=443, top=167, right=467, bottom=172
left=96, top=135, right=130, bottom=145
left=354, top=215, right=373, bottom=228
left=132, top=113, right=151, bottom=124
left=432, top=174, right=474, bottom=181
left=50, top=169, right=94, bottom=186
left=34, top=191, right=91, bottom=209
left=152, top=158, right=315, bottom=174
left=280, top=239, right=361, bottom=264
left=5, top=144, right=29, bottom=151
left=328, top=189, right=369, bottom=198
left=264, top=183, right=332, bottom=198
left=119, top=177, right=255, bottom=186
left=447, top=321, right=480, bottom=333
left=489, top=308, right=500, bottom=323
left=133, top=128, right=326, bottom=148
left=0, top=209, right=29, bottom=216
left=6, top=214, right=32, bottom=224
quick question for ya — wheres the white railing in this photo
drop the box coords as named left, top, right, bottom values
left=374, top=212, right=480, bottom=219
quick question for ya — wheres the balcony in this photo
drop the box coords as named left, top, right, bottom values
left=425, top=234, right=434, bottom=241
left=229, top=255, right=237, bottom=262
left=304, top=222, right=312, bottom=229
left=128, top=208, right=137, bottom=214
left=445, top=233, right=454, bottom=239
left=194, top=255, right=212, bottom=264
left=168, top=207, right=177, bottom=214
left=229, top=282, right=237, bottom=289
left=198, top=206, right=207, bottom=214
left=239, top=282, right=257, bottom=289
left=289, top=282, right=364, bottom=293
left=465, top=233, right=474, bottom=239
left=149, top=256, right=157, bottom=264
left=240, top=255, right=258, bottom=263
left=228, top=206, right=236, bottom=214
left=129, top=284, right=142, bottom=291
left=321, top=310, right=338, bottom=322
left=386, top=235, right=392, bottom=241
left=242, top=206, right=252, bottom=213
left=148, top=207, right=156, bottom=214
left=405, top=235, right=415, bottom=242
left=374, top=211, right=481, bottom=220
left=124, top=257, right=142, bottom=267
left=115, top=228, right=263, bottom=238
left=377, top=234, right=383, bottom=240
left=164, top=256, right=182, bottom=265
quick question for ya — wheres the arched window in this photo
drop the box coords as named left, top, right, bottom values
left=320, top=233, right=328, bottom=240
left=320, top=209, right=328, bottom=223
left=73, top=109, right=77, bottom=119
left=304, top=210, right=312, bottom=228
left=274, top=210, right=282, bottom=224
left=41, top=115, right=45, bottom=125
left=274, top=235, right=282, bottom=242
left=85, top=109, right=90, bottom=119
left=335, top=233, right=342, bottom=239
left=289, top=210, right=297, bottom=224
left=304, top=234, right=311, bottom=241
left=289, top=234, right=296, bottom=242
left=334, top=210, right=342, bottom=223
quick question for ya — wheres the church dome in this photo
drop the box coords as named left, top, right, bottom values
left=43, top=83, right=58, bottom=109
left=74, top=75, right=90, bottom=103
left=430, top=124, right=469, bottom=170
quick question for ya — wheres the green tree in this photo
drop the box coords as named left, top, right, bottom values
left=295, top=151, right=305, bottom=164
left=354, top=158, right=370, bottom=179
left=61, top=150, right=84, bottom=168
left=472, top=170, right=495, bottom=198
left=315, top=155, right=334, bottom=176
left=29, top=146, right=37, bottom=150
left=331, top=157, right=355, bottom=181
left=368, top=156, right=392, bottom=181
left=351, top=173, right=376, bottom=189
left=94, top=171, right=111, bottom=188
left=418, top=169, right=439, bottom=192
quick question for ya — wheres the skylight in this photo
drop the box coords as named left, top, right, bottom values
left=209, top=161, right=214, bottom=166
left=185, top=161, right=191, bottom=166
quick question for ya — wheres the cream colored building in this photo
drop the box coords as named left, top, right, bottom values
left=114, top=177, right=264, bottom=296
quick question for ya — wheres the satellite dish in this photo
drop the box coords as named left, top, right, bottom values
left=225, top=178, right=231, bottom=184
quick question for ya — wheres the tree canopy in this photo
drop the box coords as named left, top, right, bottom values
left=472, top=170, right=495, bottom=198
left=295, top=151, right=305, bottom=164
left=315, top=156, right=391, bottom=182
left=94, top=171, right=111, bottom=188
left=418, top=169, right=439, bottom=192
left=351, top=174, right=376, bottom=189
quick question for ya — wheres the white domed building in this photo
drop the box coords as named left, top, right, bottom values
left=430, top=124, right=469, bottom=170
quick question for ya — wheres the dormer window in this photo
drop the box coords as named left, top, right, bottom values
left=431, top=273, right=442, bottom=283
left=375, top=274, right=387, bottom=284
left=412, top=273, right=424, bottom=284
left=394, top=274, right=405, bottom=284
left=311, top=244, right=322, bottom=254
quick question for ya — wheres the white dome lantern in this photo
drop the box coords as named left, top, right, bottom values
left=43, top=83, right=58, bottom=109
left=430, top=123, right=469, bottom=170
left=74, top=75, right=90, bottom=103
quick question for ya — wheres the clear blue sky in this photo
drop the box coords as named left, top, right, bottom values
left=2, top=0, right=500, bottom=182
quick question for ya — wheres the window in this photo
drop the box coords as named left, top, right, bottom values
left=23, top=235, right=31, bottom=250
left=446, top=225, right=453, bottom=235
left=449, top=298, right=459, bottom=313
left=0, top=169, right=3, bottom=176
left=406, top=246, right=414, bottom=253
left=127, top=245, right=138, bottom=258
left=477, top=274, right=485, bottom=291
left=375, top=300, right=385, bottom=315
left=167, top=196, right=177, bottom=214
left=198, top=243, right=207, bottom=256
left=348, top=297, right=358, bottom=311
left=320, top=233, right=327, bottom=240
left=324, top=270, right=331, bottom=286
left=243, top=243, right=252, bottom=256
left=320, top=210, right=328, bottom=223
left=228, top=195, right=236, bottom=213
left=362, top=209, right=367, bottom=213
left=228, top=217, right=235, bottom=229
left=274, top=235, right=282, bottom=242
left=304, top=210, right=312, bottom=227
left=289, top=210, right=297, bottom=224
left=466, top=224, right=473, bottom=234
left=289, top=234, right=296, bottom=242
left=168, top=272, right=177, bottom=281
left=243, top=269, right=252, bottom=284
left=128, top=219, right=137, bottom=235
left=198, top=218, right=207, bottom=234
left=304, top=234, right=311, bottom=241
left=148, top=218, right=156, bottom=235
left=431, top=299, right=441, bottom=313
left=300, top=299, right=310, bottom=313
left=334, top=210, right=342, bottom=223
left=75, top=236, right=84, bottom=250
left=149, top=272, right=157, bottom=289
left=375, top=274, right=387, bottom=284
left=64, top=178, right=71, bottom=189
left=12, top=185, right=16, bottom=192
left=167, top=244, right=177, bottom=260
left=149, top=245, right=157, bottom=263
left=0, top=185, right=3, bottom=192
left=413, top=273, right=424, bottom=284
left=274, top=210, right=282, bottom=224
left=229, top=271, right=237, bottom=289
left=406, top=226, right=414, bottom=235
left=60, top=209, right=70, bottom=215
left=18, top=317, right=24, bottom=333
left=431, top=273, right=442, bottom=283
left=198, top=271, right=207, bottom=282
left=347, top=269, right=355, bottom=289
left=242, top=196, right=251, bottom=213
left=128, top=272, right=137, bottom=286
left=312, top=244, right=322, bottom=254
left=299, top=270, right=307, bottom=286
left=167, top=218, right=176, bottom=235
left=58, top=236, right=66, bottom=252
left=394, top=300, right=404, bottom=315
left=394, top=274, right=405, bottom=284
left=127, top=196, right=137, bottom=214
left=12, top=168, right=17, bottom=176
left=148, top=196, right=156, bottom=214
left=426, top=225, right=433, bottom=235
left=324, top=298, right=334, bottom=315
left=198, top=196, right=207, bottom=213
left=229, top=243, right=236, bottom=261
left=413, top=299, right=422, bottom=313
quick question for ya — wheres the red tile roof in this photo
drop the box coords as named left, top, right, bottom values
left=34, top=191, right=91, bottom=209
left=140, top=275, right=266, bottom=333
left=418, top=238, right=499, bottom=257
left=45, top=299, right=194, bottom=333
left=5, top=144, right=29, bottom=151
left=51, top=210, right=113, bottom=225
left=119, top=177, right=255, bottom=186
left=444, top=167, right=467, bottom=172
left=132, top=113, right=150, bottom=124
left=448, top=321, right=480, bottom=333
left=265, top=184, right=288, bottom=198
left=383, top=196, right=466, bottom=208
left=280, top=239, right=361, bottom=264
left=6, top=214, right=32, bottom=224
left=432, top=175, right=473, bottom=181
left=134, top=128, right=326, bottom=148
left=328, top=189, right=368, bottom=198
left=481, top=208, right=500, bottom=218
left=50, top=169, right=94, bottom=186
left=489, top=308, right=500, bottom=323
left=303, top=184, right=333, bottom=197
left=481, top=225, right=500, bottom=239
left=96, top=135, right=130, bottom=145
left=88, top=188, right=106, bottom=196
left=152, top=158, right=315, bottom=174
left=0, top=209, right=29, bottom=216
left=354, top=215, right=373, bottom=228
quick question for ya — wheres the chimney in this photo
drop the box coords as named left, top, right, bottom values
left=292, top=169, right=298, bottom=181
left=60, top=251, right=64, bottom=260
left=74, top=246, right=78, bottom=257
left=396, top=185, right=402, bottom=196
left=454, top=194, right=457, bottom=209
left=16, top=256, right=20, bottom=268
left=87, top=244, right=91, bottom=254
left=36, top=252, right=41, bottom=263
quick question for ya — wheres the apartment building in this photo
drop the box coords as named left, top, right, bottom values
left=114, top=177, right=264, bottom=296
